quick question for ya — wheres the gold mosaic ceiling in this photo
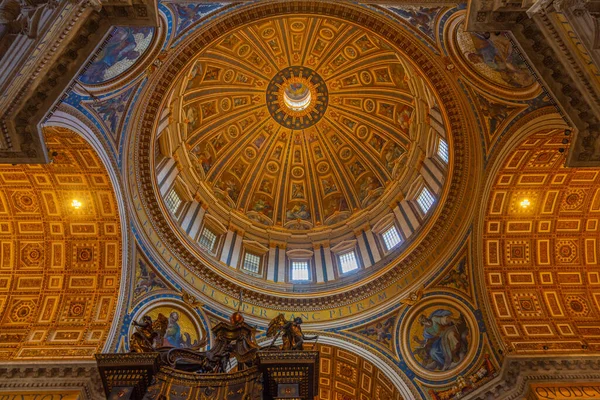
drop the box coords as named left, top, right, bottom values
left=484, top=129, right=600, bottom=354
left=0, top=127, right=122, bottom=360
left=174, top=15, right=443, bottom=233
left=313, top=343, right=402, bottom=400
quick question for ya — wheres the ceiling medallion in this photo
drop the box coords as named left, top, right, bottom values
left=267, top=66, right=328, bottom=129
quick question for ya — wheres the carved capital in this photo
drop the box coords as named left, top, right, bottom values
left=554, top=0, right=589, bottom=13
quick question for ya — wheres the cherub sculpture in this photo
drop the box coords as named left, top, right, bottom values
left=130, top=314, right=168, bottom=353
left=400, top=288, right=424, bottom=307
left=267, top=314, right=318, bottom=350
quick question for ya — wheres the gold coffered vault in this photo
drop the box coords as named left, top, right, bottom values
left=0, top=0, right=600, bottom=398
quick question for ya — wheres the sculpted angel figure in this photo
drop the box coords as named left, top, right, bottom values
left=130, top=314, right=168, bottom=353
left=267, top=314, right=318, bottom=350
left=400, top=288, right=424, bottom=307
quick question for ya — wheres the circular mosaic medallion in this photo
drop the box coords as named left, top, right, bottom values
left=266, top=66, right=328, bottom=129
left=400, top=296, right=478, bottom=380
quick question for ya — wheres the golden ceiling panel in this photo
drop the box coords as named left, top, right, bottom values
left=0, top=127, right=122, bottom=360
left=174, top=14, right=429, bottom=233
left=313, top=343, right=402, bottom=400
left=484, top=130, right=600, bottom=354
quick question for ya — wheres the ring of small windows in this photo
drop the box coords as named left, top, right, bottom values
left=437, top=137, right=449, bottom=164
left=339, top=250, right=359, bottom=274
left=382, top=225, right=402, bottom=251
left=165, top=188, right=183, bottom=215
left=417, top=186, right=435, bottom=215
left=291, top=260, right=310, bottom=282
left=243, top=252, right=261, bottom=274
left=198, top=226, right=217, bottom=253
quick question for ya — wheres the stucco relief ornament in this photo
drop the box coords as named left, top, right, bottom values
left=527, top=0, right=555, bottom=15
left=146, top=50, right=169, bottom=76
left=553, top=0, right=589, bottom=13
left=0, top=0, right=60, bottom=50
left=181, top=289, right=203, bottom=309
left=527, top=0, right=589, bottom=15
left=400, top=288, right=424, bottom=307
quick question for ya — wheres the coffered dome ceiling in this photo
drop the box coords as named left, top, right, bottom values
left=128, top=1, right=478, bottom=310
left=159, top=14, right=448, bottom=240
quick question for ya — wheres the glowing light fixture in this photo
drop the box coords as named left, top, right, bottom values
left=520, top=198, right=531, bottom=208
left=283, top=82, right=311, bottom=111
left=71, top=199, right=82, bottom=209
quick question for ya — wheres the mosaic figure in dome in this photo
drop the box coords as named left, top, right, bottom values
left=322, top=177, right=337, bottom=195
left=251, top=196, right=273, bottom=218
left=204, top=66, right=220, bottom=81
left=186, top=60, right=204, bottom=89
left=134, top=258, right=167, bottom=298
left=286, top=203, right=311, bottom=221
left=476, top=94, right=511, bottom=133
left=383, top=143, right=405, bottom=174
left=192, top=145, right=213, bottom=173
left=391, top=64, right=409, bottom=89
left=172, top=3, right=222, bottom=36
left=215, top=177, right=239, bottom=202
left=349, top=161, right=365, bottom=178
left=232, top=161, right=246, bottom=178
left=357, top=317, right=394, bottom=347
left=330, top=134, right=341, bottom=146
left=198, top=149, right=213, bottom=173
left=369, top=134, right=385, bottom=153
left=291, top=183, right=305, bottom=199
left=80, top=27, right=154, bottom=84
left=259, top=179, right=272, bottom=194
left=438, top=258, right=469, bottom=291
left=201, top=101, right=217, bottom=119
left=211, top=134, right=227, bottom=153
left=355, top=35, right=376, bottom=52
left=397, top=106, right=413, bottom=130
left=144, top=307, right=201, bottom=350
left=185, top=105, right=199, bottom=132
left=163, top=311, right=199, bottom=348
left=412, top=308, right=469, bottom=372
left=324, top=195, right=348, bottom=219
left=458, top=27, right=535, bottom=88
left=92, top=89, right=132, bottom=133
left=253, top=135, right=266, bottom=149
left=359, top=176, right=382, bottom=202
left=388, top=7, right=441, bottom=40
left=314, top=146, right=323, bottom=159
left=375, top=68, right=392, bottom=83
